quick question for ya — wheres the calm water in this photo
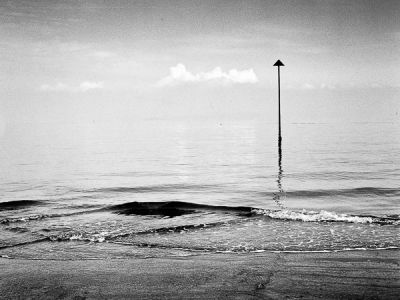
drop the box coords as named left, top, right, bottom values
left=0, top=120, right=399, bottom=259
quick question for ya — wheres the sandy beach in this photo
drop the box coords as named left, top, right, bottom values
left=1, top=249, right=399, bottom=299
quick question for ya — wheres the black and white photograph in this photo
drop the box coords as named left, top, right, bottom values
left=0, top=0, right=399, bottom=299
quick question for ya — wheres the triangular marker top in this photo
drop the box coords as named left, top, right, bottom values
left=273, top=60, right=284, bottom=67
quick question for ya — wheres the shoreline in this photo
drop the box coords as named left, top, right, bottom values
left=1, top=249, right=399, bottom=299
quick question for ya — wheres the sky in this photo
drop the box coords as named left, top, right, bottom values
left=0, top=0, right=399, bottom=131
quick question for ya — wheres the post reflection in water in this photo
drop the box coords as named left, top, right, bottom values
left=273, top=137, right=285, bottom=209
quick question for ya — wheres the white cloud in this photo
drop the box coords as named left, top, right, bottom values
left=302, top=83, right=316, bottom=90
left=79, top=81, right=104, bottom=91
left=39, top=81, right=104, bottom=92
left=157, top=63, right=258, bottom=87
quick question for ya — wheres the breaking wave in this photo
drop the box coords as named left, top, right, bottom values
left=107, top=201, right=399, bottom=225
left=1, top=200, right=398, bottom=225
left=252, top=208, right=399, bottom=225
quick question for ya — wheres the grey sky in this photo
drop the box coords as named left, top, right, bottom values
left=0, top=0, right=399, bottom=127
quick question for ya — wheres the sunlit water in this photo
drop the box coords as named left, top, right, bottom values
left=0, top=120, right=399, bottom=259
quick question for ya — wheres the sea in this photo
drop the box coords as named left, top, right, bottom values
left=0, top=120, right=399, bottom=260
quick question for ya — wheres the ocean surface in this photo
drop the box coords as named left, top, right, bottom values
left=0, top=120, right=399, bottom=260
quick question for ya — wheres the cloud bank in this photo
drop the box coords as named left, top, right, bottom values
left=158, top=64, right=258, bottom=87
left=40, top=81, right=104, bottom=92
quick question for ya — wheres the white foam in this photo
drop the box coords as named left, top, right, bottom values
left=0, top=214, right=50, bottom=224
left=269, top=246, right=400, bottom=253
left=253, top=209, right=374, bottom=224
left=68, top=233, right=107, bottom=243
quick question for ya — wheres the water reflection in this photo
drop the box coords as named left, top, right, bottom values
left=273, top=137, right=285, bottom=208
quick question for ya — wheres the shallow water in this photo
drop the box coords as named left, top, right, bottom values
left=0, top=120, right=399, bottom=259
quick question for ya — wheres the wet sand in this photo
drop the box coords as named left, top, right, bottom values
left=0, top=250, right=399, bottom=299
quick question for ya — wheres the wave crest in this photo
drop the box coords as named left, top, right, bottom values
left=253, top=209, right=398, bottom=225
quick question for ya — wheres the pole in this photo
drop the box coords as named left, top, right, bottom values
left=273, top=60, right=285, bottom=209
left=273, top=60, right=284, bottom=156
left=278, top=65, right=281, bottom=147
